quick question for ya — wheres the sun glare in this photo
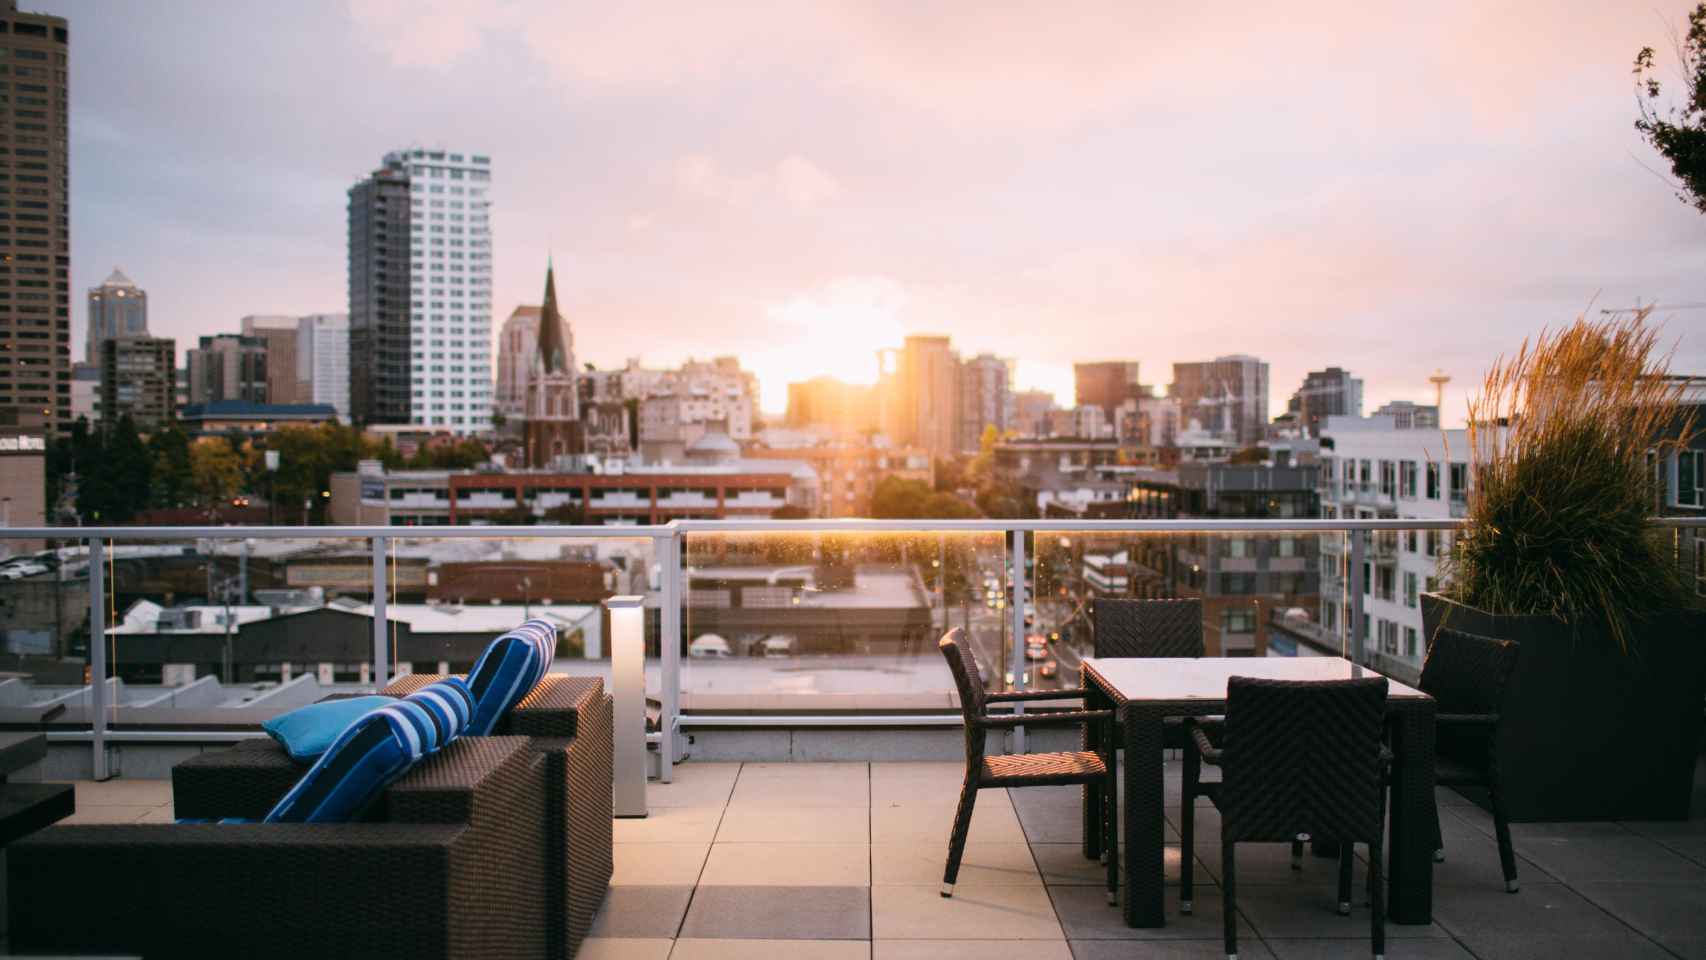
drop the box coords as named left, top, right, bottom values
left=750, top=279, right=908, bottom=412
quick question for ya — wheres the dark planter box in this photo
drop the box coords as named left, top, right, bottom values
left=1422, top=593, right=1706, bottom=822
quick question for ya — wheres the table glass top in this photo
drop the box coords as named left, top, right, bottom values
left=1080, top=656, right=1429, bottom=701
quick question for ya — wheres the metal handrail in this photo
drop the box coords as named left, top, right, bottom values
left=5, top=515, right=1700, bottom=780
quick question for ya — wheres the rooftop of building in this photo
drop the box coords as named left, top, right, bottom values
left=179, top=401, right=340, bottom=419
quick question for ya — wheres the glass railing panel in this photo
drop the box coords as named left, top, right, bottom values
left=104, top=534, right=376, bottom=724
left=681, top=530, right=1008, bottom=711
left=386, top=533, right=662, bottom=702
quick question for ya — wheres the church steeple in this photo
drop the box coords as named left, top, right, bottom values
left=536, top=257, right=571, bottom=375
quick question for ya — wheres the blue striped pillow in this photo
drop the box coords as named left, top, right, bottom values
left=465, top=618, right=557, bottom=736
left=264, top=678, right=474, bottom=824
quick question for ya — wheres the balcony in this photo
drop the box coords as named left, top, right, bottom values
left=55, top=753, right=1706, bottom=958
left=1, top=517, right=1701, bottom=958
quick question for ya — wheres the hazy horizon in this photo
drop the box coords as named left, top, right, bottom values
left=46, top=0, right=1706, bottom=423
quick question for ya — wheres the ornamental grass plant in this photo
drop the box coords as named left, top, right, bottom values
left=1444, top=309, right=1699, bottom=652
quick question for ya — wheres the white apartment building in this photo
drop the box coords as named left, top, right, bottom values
left=297, top=313, right=350, bottom=420
left=1317, top=413, right=1470, bottom=675
left=393, top=148, right=494, bottom=434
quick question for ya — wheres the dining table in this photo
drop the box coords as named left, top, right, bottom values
left=1079, top=656, right=1438, bottom=928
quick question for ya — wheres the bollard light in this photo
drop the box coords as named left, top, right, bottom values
left=606, top=595, right=648, bottom=818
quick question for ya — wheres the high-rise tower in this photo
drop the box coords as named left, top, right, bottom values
left=348, top=148, right=493, bottom=433
left=87, top=269, right=147, bottom=365
left=0, top=2, right=69, bottom=433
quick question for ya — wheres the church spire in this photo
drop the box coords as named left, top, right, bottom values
left=536, top=257, right=570, bottom=375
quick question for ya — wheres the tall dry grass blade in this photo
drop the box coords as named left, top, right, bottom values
left=1444, top=308, right=1699, bottom=651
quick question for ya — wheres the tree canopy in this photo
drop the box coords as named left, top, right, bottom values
left=1635, top=3, right=1706, bottom=213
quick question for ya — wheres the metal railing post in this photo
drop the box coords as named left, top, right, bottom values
left=659, top=531, right=681, bottom=782
left=371, top=536, right=389, bottom=690
left=1008, top=527, right=1027, bottom=754
left=88, top=537, right=109, bottom=780
left=1349, top=529, right=1366, bottom=666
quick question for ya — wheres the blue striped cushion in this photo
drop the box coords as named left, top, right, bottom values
left=263, top=678, right=474, bottom=824
left=465, top=618, right=558, bottom=736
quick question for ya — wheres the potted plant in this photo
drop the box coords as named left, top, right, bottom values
left=1421, top=310, right=1705, bottom=821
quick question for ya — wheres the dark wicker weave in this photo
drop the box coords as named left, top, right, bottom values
left=1082, top=597, right=1207, bottom=860
left=1181, top=677, right=1391, bottom=960
left=1419, top=628, right=1520, bottom=893
left=172, top=674, right=613, bottom=959
left=1091, top=597, right=1206, bottom=658
left=11, top=736, right=549, bottom=960
left=939, top=629, right=1119, bottom=900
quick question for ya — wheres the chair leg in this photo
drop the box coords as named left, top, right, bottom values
left=1337, top=843, right=1354, bottom=915
left=1222, top=838, right=1238, bottom=960
left=1105, top=733, right=1119, bottom=907
left=1180, top=737, right=1197, bottom=914
left=1369, top=829, right=1386, bottom=960
left=1084, top=712, right=1103, bottom=862
left=941, top=779, right=978, bottom=897
left=1291, top=837, right=1305, bottom=871
left=1491, top=787, right=1519, bottom=893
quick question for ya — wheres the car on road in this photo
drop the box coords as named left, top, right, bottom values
left=1024, top=639, right=1048, bottom=661
left=1039, top=659, right=1058, bottom=680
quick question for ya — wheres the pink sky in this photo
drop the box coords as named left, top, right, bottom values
left=51, top=0, right=1706, bottom=421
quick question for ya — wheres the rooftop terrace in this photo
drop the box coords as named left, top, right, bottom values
left=49, top=752, right=1706, bottom=959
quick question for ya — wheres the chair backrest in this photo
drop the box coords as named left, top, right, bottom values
left=1090, top=597, right=1204, bottom=658
left=1219, top=676, right=1389, bottom=844
left=1419, top=628, right=1518, bottom=716
left=938, top=629, right=989, bottom=769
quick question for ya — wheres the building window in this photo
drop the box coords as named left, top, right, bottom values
left=1221, top=608, right=1256, bottom=634
left=1424, top=529, right=1438, bottom=557
left=1449, top=462, right=1469, bottom=503
left=1359, top=459, right=1372, bottom=491
left=1380, top=619, right=1398, bottom=654
left=1379, top=460, right=1395, bottom=496
left=1425, top=462, right=1440, bottom=500
left=1677, top=450, right=1703, bottom=508
left=1404, top=529, right=1418, bottom=553
left=1399, top=461, right=1417, bottom=498
left=1403, top=571, right=1418, bottom=608
left=1403, top=626, right=1418, bottom=658
left=1695, top=539, right=1705, bottom=598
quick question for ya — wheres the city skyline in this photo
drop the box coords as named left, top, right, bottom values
left=46, top=0, right=1706, bottom=422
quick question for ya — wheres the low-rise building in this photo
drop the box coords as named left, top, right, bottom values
left=745, top=439, right=932, bottom=517
left=331, top=454, right=818, bottom=527
left=178, top=401, right=339, bottom=435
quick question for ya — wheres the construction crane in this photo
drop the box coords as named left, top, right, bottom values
left=1599, top=301, right=1706, bottom=315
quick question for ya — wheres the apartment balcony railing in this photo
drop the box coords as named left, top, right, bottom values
left=0, top=517, right=1698, bottom=781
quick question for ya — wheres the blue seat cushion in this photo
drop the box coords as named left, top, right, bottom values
left=264, top=678, right=475, bottom=824
left=465, top=619, right=558, bottom=736
left=262, top=696, right=397, bottom=763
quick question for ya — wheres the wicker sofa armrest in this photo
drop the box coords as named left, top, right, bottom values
left=12, top=736, right=550, bottom=960
left=172, top=738, right=303, bottom=821
left=383, top=672, right=604, bottom=738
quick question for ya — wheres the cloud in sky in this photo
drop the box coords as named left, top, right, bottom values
left=47, top=0, right=1706, bottom=421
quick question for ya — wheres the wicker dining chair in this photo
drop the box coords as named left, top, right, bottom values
left=1090, top=597, right=1206, bottom=659
left=1420, top=627, right=1521, bottom=893
left=1181, top=677, right=1392, bottom=960
left=939, top=629, right=1119, bottom=901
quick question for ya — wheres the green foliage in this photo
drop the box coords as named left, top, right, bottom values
left=190, top=436, right=244, bottom=507
left=406, top=437, right=490, bottom=470
left=148, top=423, right=195, bottom=509
left=1444, top=310, right=1700, bottom=651
left=1634, top=3, right=1706, bottom=213
left=871, top=475, right=980, bottom=519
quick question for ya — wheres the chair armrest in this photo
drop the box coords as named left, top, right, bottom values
left=979, top=709, right=1112, bottom=729
left=986, top=688, right=1086, bottom=703
left=1436, top=712, right=1498, bottom=727
left=1185, top=719, right=1222, bottom=765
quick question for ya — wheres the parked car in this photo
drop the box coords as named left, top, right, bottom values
left=689, top=634, right=733, bottom=658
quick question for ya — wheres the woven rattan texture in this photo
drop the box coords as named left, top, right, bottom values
left=1090, top=597, right=1205, bottom=658
left=1219, top=676, right=1390, bottom=844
